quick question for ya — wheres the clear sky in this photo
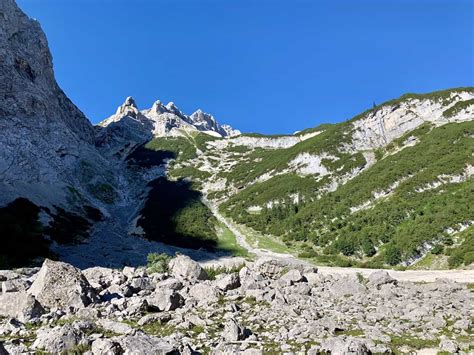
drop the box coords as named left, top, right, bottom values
left=18, top=0, right=473, bottom=134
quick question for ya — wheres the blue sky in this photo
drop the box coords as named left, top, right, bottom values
left=18, top=0, right=473, bottom=134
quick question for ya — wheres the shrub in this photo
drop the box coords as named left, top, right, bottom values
left=384, top=244, right=402, bottom=266
left=147, top=253, right=172, bottom=273
left=204, top=264, right=245, bottom=280
left=431, top=244, right=444, bottom=255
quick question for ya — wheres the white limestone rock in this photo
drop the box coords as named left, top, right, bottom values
left=168, top=254, right=208, bottom=281
left=28, top=259, right=97, bottom=309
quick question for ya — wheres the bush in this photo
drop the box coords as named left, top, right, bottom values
left=147, top=253, right=171, bottom=273
left=448, top=253, right=464, bottom=268
left=431, top=244, right=444, bottom=255
left=204, top=264, right=245, bottom=280
left=384, top=244, right=402, bottom=266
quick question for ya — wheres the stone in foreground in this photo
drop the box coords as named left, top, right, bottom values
left=28, top=259, right=97, bottom=309
left=168, top=255, right=208, bottom=281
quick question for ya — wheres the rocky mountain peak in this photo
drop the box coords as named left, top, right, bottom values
left=100, top=96, right=240, bottom=139
left=150, top=99, right=166, bottom=114
left=115, top=96, right=139, bottom=117
left=123, top=96, right=137, bottom=108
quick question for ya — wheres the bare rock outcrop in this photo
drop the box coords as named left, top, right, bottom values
left=28, top=259, right=97, bottom=309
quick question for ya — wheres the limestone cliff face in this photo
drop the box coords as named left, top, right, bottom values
left=0, top=0, right=112, bottom=207
left=350, top=90, right=474, bottom=151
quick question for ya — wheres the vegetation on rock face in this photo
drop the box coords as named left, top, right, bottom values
left=88, top=183, right=117, bottom=204
left=220, top=121, right=474, bottom=266
left=138, top=177, right=218, bottom=249
left=144, top=137, right=197, bottom=163
left=447, top=226, right=474, bottom=268
left=443, top=98, right=474, bottom=118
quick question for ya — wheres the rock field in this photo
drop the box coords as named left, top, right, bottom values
left=0, top=256, right=472, bottom=354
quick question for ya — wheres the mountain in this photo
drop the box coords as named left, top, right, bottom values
left=96, top=97, right=240, bottom=158
left=157, top=88, right=474, bottom=269
left=0, top=0, right=472, bottom=270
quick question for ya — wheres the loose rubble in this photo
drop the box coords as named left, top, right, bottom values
left=0, top=257, right=472, bottom=354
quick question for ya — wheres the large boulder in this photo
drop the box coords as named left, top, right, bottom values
left=328, top=277, right=367, bottom=298
left=188, top=283, right=222, bottom=304
left=91, top=338, right=122, bottom=355
left=146, top=289, right=184, bottom=311
left=28, top=259, right=97, bottom=309
left=252, top=257, right=288, bottom=279
left=97, top=319, right=134, bottom=335
left=113, top=332, right=176, bottom=354
left=0, top=292, right=45, bottom=322
left=367, top=270, right=397, bottom=288
left=320, top=337, right=369, bottom=354
left=156, top=278, right=183, bottom=291
left=32, top=323, right=89, bottom=353
left=439, top=338, right=459, bottom=353
left=279, top=269, right=305, bottom=286
left=222, top=318, right=250, bottom=342
left=168, top=255, right=208, bottom=281
left=214, top=273, right=240, bottom=291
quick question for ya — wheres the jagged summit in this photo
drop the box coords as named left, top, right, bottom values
left=115, top=96, right=139, bottom=116
left=99, top=96, right=241, bottom=140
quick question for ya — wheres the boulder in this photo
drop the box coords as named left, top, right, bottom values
left=83, top=266, right=126, bottom=291
left=91, top=338, right=122, bottom=355
left=102, top=284, right=134, bottom=300
left=123, top=297, right=148, bottom=316
left=156, top=278, right=183, bottom=291
left=453, top=318, right=471, bottom=331
left=367, top=270, right=396, bottom=288
left=439, top=338, right=459, bottom=353
left=130, top=277, right=154, bottom=292
left=222, top=318, right=249, bottom=341
left=320, top=337, right=369, bottom=354
left=137, top=313, right=172, bottom=326
left=32, top=323, right=89, bottom=353
left=279, top=269, right=305, bottom=286
left=122, top=266, right=137, bottom=279
left=189, top=283, right=222, bottom=304
left=168, top=255, right=208, bottom=281
left=0, top=292, right=45, bottom=322
left=114, top=332, right=176, bottom=354
left=252, top=257, right=288, bottom=279
left=214, top=273, right=240, bottom=291
left=146, top=289, right=184, bottom=311
left=0, top=317, right=22, bottom=336
left=328, top=277, right=367, bottom=298
left=98, top=319, right=134, bottom=335
left=28, top=259, right=97, bottom=309
left=303, top=272, right=323, bottom=286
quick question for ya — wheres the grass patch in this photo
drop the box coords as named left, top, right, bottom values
left=389, top=335, right=439, bottom=350
left=215, top=224, right=249, bottom=258
left=204, top=263, right=245, bottom=280
left=147, top=253, right=172, bottom=273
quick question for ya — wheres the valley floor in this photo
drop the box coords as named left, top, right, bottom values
left=52, top=195, right=474, bottom=285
